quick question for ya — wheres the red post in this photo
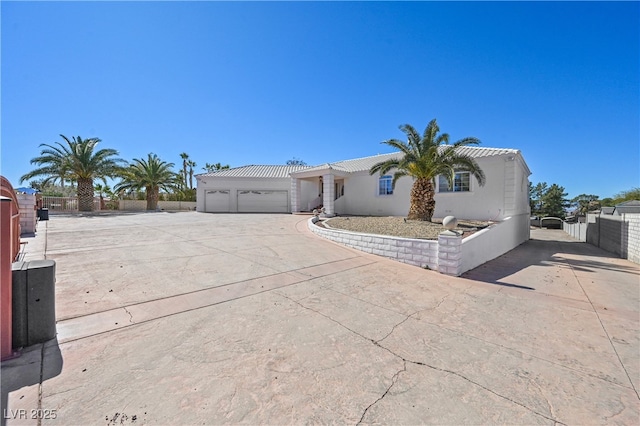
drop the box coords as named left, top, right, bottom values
left=1, top=176, right=21, bottom=359
left=1, top=197, right=14, bottom=359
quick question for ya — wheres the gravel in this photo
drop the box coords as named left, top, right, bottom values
left=323, top=216, right=489, bottom=240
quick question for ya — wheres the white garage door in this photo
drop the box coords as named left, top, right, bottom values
left=238, top=190, right=288, bottom=213
left=205, top=190, right=231, bottom=212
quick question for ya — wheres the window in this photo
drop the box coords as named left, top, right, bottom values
left=439, top=172, right=470, bottom=192
left=378, top=175, right=393, bottom=195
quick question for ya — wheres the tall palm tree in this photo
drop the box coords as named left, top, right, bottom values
left=180, top=152, right=189, bottom=189
left=370, top=119, right=486, bottom=222
left=187, top=160, right=196, bottom=189
left=114, top=153, right=179, bottom=210
left=20, top=135, right=125, bottom=211
left=202, top=162, right=230, bottom=173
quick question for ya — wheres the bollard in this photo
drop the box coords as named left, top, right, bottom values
left=11, top=260, right=57, bottom=347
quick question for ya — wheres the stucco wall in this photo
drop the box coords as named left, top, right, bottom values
left=298, top=180, right=319, bottom=211
left=336, top=171, right=413, bottom=217
left=339, top=154, right=525, bottom=221
left=460, top=214, right=530, bottom=273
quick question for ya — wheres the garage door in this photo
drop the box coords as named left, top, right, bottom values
left=238, top=190, right=288, bottom=213
left=205, top=190, right=231, bottom=212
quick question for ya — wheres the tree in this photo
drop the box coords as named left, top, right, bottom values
left=286, top=158, right=307, bottom=166
left=369, top=119, right=486, bottom=221
left=529, top=182, right=548, bottom=216
left=180, top=152, right=189, bottom=189
left=600, top=197, right=615, bottom=207
left=540, top=184, right=569, bottom=218
left=94, top=183, right=111, bottom=210
left=187, top=160, right=196, bottom=189
left=571, top=194, right=600, bottom=215
left=20, top=135, right=125, bottom=211
left=202, top=162, right=230, bottom=173
left=613, top=187, right=640, bottom=204
left=114, top=153, right=179, bottom=210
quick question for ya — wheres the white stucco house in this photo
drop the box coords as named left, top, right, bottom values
left=196, top=146, right=531, bottom=221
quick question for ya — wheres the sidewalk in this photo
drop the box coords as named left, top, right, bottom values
left=2, top=213, right=638, bottom=425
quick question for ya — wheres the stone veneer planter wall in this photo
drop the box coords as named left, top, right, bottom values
left=308, top=216, right=526, bottom=276
left=308, top=218, right=460, bottom=274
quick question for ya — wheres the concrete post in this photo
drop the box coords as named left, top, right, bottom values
left=322, top=174, right=335, bottom=217
left=17, top=193, right=37, bottom=235
left=438, top=231, right=463, bottom=276
left=290, top=178, right=301, bottom=213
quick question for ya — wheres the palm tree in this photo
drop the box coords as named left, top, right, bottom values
left=21, top=135, right=125, bottom=211
left=370, top=119, right=486, bottom=222
left=203, top=162, right=230, bottom=173
left=180, top=152, right=189, bottom=189
left=94, top=183, right=110, bottom=210
left=187, top=160, right=197, bottom=189
left=114, top=153, right=179, bottom=210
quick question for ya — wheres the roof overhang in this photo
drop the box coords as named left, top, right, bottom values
left=290, top=167, right=350, bottom=179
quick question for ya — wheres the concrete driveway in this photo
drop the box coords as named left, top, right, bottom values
left=2, top=212, right=638, bottom=425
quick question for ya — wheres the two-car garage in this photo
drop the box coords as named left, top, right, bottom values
left=237, top=190, right=289, bottom=213
left=197, top=165, right=310, bottom=214
left=204, top=189, right=289, bottom=213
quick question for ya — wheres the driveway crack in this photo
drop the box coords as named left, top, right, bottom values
left=357, top=361, right=406, bottom=425
left=279, top=292, right=566, bottom=425
left=403, top=356, right=566, bottom=425
left=376, top=311, right=421, bottom=344
left=123, top=307, right=134, bottom=324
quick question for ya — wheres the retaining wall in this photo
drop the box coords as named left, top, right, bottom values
left=309, top=215, right=529, bottom=275
left=461, top=214, right=530, bottom=273
left=311, top=220, right=439, bottom=270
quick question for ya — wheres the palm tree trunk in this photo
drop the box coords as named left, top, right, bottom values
left=183, top=161, right=188, bottom=189
left=77, top=178, right=95, bottom=211
left=407, top=178, right=436, bottom=221
left=147, top=186, right=159, bottom=210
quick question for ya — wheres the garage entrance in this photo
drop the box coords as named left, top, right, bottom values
left=238, top=190, right=288, bottom=213
left=205, top=190, right=230, bottom=212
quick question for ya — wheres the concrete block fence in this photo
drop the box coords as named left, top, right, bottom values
left=564, top=213, right=640, bottom=265
left=16, top=193, right=37, bottom=235
left=624, top=214, right=640, bottom=264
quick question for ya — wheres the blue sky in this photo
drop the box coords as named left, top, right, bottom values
left=1, top=1, right=638, bottom=199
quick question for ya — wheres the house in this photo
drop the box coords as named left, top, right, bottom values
left=613, top=200, right=640, bottom=215
left=196, top=147, right=531, bottom=223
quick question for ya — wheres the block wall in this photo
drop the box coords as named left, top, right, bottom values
left=17, top=193, right=37, bottom=235
left=309, top=219, right=440, bottom=270
left=625, top=214, right=640, bottom=264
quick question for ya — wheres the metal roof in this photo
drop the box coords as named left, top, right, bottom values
left=197, top=164, right=310, bottom=179
left=198, top=147, right=525, bottom=179
left=296, top=147, right=523, bottom=174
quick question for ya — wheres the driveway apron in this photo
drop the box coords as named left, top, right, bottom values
left=1, top=212, right=638, bottom=425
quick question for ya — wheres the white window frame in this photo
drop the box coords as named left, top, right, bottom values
left=438, top=172, right=471, bottom=193
left=378, top=175, right=393, bottom=196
